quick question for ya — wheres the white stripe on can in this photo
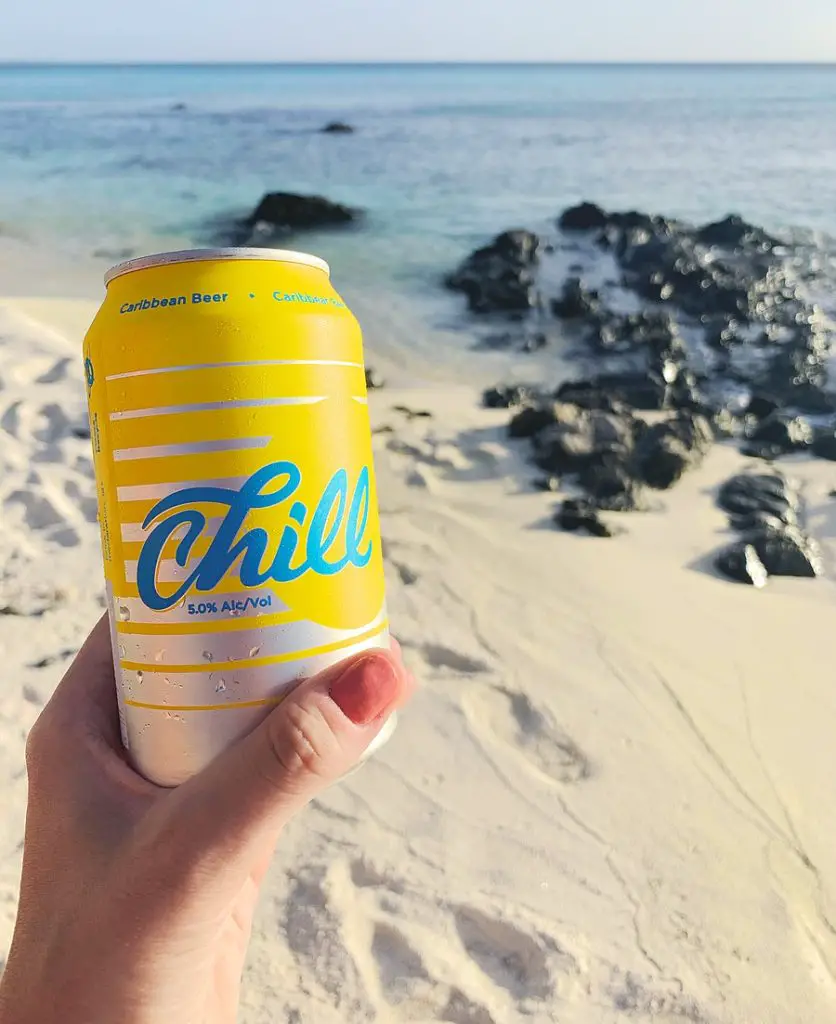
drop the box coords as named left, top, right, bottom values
left=106, top=359, right=362, bottom=381
left=118, top=607, right=389, bottom=667
left=121, top=516, right=224, bottom=543
left=118, top=625, right=389, bottom=708
left=113, top=436, right=271, bottom=461
left=117, top=476, right=248, bottom=502
left=110, top=396, right=326, bottom=421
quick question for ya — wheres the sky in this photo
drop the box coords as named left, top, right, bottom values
left=2, top=0, right=836, bottom=64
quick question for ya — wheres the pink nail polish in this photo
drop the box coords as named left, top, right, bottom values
left=330, top=655, right=399, bottom=725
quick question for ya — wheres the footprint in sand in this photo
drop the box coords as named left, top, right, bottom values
left=72, top=455, right=95, bottom=478
left=467, top=685, right=591, bottom=785
left=371, top=922, right=432, bottom=1002
left=381, top=538, right=420, bottom=585
left=420, top=643, right=490, bottom=675
left=22, top=684, right=42, bottom=706
left=64, top=479, right=99, bottom=524
left=5, top=484, right=84, bottom=548
left=287, top=858, right=585, bottom=1023
left=35, top=358, right=72, bottom=385
left=28, top=648, right=76, bottom=669
left=32, top=443, right=65, bottom=465
left=1, top=401, right=21, bottom=438
left=441, top=988, right=497, bottom=1024
left=49, top=525, right=81, bottom=548
left=369, top=920, right=500, bottom=1023
left=453, top=907, right=554, bottom=1001
left=6, top=489, right=65, bottom=531
left=393, top=561, right=419, bottom=585
left=350, top=858, right=406, bottom=894
left=33, top=403, right=73, bottom=444
left=608, top=970, right=707, bottom=1022
left=283, top=872, right=376, bottom=1016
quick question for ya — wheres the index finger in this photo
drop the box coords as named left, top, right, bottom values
left=46, top=613, right=122, bottom=749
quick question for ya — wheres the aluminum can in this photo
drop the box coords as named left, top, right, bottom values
left=83, top=248, right=392, bottom=786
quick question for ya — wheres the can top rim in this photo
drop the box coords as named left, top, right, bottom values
left=104, top=247, right=331, bottom=285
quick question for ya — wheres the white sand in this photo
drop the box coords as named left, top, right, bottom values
left=1, top=291, right=836, bottom=1023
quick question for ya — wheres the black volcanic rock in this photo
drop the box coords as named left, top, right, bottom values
left=812, top=429, right=836, bottom=461
left=717, top=473, right=798, bottom=525
left=749, top=526, right=823, bottom=578
left=631, top=413, right=712, bottom=490
left=745, top=393, right=781, bottom=421
left=697, top=214, right=778, bottom=251
left=531, top=405, right=635, bottom=475
left=555, top=499, right=613, bottom=537
left=577, top=457, right=644, bottom=511
left=220, top=191, right=361, bottom=245
left=558, top=202, right=608, bottom=232
left=508, top=403, right=560, bottom=439
left=365, top=367, right=385, bottom=390
left=551, top=277, right=602, bottom=320
left=482, top=384, right=543, bottom=409
left=746, top=413, right=813, bottom=456
left=714, top=471, right=820, bottom=583
left=248, top=192, right=357, bottom=232
left=716, top=543, right=769, bottom=587
left=445, top=230, right=540, bottom=314
left=584, top=372, right=669, bottom=411
left=450, top=202, right=834, bottom=575
left=554, top=380, right=627, bottom=413
left=321, top=121, right=355, bottom=134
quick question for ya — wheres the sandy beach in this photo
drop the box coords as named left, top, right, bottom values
left=0, top=277, right=835, bottom=1024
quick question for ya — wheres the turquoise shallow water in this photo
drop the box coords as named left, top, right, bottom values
left=2, top=63, right=836, bottom=369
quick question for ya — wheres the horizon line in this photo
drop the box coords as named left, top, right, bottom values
left=2, top=59, right=836, bottom=68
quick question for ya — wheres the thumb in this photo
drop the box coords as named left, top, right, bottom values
left=171, top=648, right=410, bottom=864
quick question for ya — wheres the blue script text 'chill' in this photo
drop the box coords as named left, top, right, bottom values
left=136, top=461, right=373, bottom=611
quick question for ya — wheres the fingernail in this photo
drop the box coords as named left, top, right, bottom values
left=329, top=655, right=400, bottom=725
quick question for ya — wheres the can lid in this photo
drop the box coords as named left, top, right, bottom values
left=104, top=247, right=331, bottom=286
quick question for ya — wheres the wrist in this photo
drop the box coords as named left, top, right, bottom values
left=0, top=962, right=138, bottom=1024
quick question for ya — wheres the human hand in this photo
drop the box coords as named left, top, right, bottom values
left=0, top=615, right=413, bottom=1024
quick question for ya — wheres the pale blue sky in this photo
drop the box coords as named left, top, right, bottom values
left=3, top=0, right=836, bottom=63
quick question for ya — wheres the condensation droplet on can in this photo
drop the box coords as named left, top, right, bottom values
left=215, top=679, right=227, bottom=693
left=117, top=605, right=131, bottom=622
left=136, top=670, right=144, bottom=683
left=154, top=649, right=166, bottom=663
left=249, top=646, right=261, bottom=658
left=202, top=650, right=214, bottom=662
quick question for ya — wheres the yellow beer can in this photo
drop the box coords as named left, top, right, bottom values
left=83, top=248, right=391, bottom=786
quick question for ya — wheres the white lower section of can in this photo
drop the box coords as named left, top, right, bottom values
left=111, top=610, right=394, bottom=787
left=106, top=582, right=130, bottom=750
left=118, top=608, right=388, bottom=670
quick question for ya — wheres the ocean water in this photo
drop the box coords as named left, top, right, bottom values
left=3, top=63, right=836, bottom=371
